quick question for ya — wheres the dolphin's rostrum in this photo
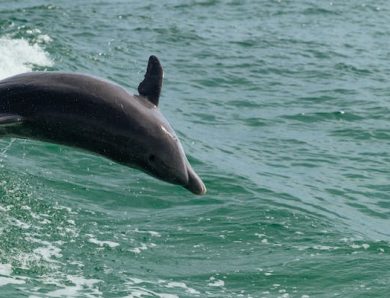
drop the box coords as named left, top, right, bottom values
left=0, top=56, right=206, bottom=195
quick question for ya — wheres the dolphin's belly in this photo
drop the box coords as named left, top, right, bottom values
left=0, top=113, right=133, bottom=167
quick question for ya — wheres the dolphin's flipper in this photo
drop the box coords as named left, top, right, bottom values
left=138, top=55, right=163, bottom=106
left=0, top=114, right=24, bottom=126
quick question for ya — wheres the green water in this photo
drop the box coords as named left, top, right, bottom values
left=0, top=0, right=390, bottom=297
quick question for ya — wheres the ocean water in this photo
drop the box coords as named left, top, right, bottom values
left=0, top=0, right=390, bottom=297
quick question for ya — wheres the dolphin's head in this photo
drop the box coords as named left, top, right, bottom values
left=137, top=119, right=206, bottom=195
left=126, top=55, right=206, bottom=195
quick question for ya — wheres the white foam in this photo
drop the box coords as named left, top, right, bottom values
left=350, top=243, right=370, bottom=250
left=33, top=244, right=62, bottom=262
left=88, top=237, right=119, bottom=248
left=124, top=289, right=178, bottom=298
left=133, top=228, right=161, bottom=237
left=0, top=263, right=25, bottom=287
left=208, top=277, right=225, bottom=287
left=158, top=294, right=179, bottom=298
left=26, top=29, right=52, bottom=44
left=10, top=218, right=31, bottom=229
left=148, top=231, right=161, bottom=237
left=129, top=242, right=156, bottom=254
left=45, top=275, right=102, bottom=297
left=123, top=278, right=185, bottom=298
left=208, top=279, right=224, bottom=287
left=312, top=245, right=338, bottom=251
left=0, top=263, right=12, bottom=276
left=128, top=277, right=145, bottom=284
left=23, top=238, right=63, bottom=263
left=0, top=36, right=53, bottom=79
left=0, top=276, right=25, bottom=287
left=166, top=282, right=200, bottom=295
left=123, top=289, right=178, bottom=298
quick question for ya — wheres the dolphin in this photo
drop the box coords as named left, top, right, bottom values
left=0, top=55, right=206, bottom=195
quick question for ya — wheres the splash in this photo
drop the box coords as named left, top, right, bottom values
left=0, top=36, right=53, bottom=79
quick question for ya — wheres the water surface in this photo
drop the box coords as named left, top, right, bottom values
left=0, top=1, right=390, bottom=297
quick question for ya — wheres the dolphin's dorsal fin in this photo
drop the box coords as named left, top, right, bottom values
left=0, top=114, right=24, bottom=126
left=138, top=55, right=163, bottom=106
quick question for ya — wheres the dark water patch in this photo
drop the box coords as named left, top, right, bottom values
left=173, top=0, right=219, bottom=9
left=331, top=128, right=390, bottom=141
left=226, top=99, right=264, bottom=109
left=283, top=111, right=363, bottom=123
left=335, top=62, right=373, bottom=76
left=346, top=201, right=389, bottom=220
left=231, top=39, right=261, bottom=48
left=363, top=184, right=390, bottom=193
left=296, top=95, right=337, bottom=105
left=154, top=26, right=204, bottom=44
left=302, top=7, right=340, bottom=16
left=329, top=88, right=360, bottom=95
left=305, top=48, right=349, bottom=59
left=194, top=75, right=253, bottom=88
left=234, top=116, right=268, bottom=128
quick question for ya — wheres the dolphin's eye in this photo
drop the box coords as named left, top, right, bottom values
left=148, top=154, right=156, bottom=163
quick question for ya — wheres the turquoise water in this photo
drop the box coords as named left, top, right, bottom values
left=1, top=0, right=390, bottom=297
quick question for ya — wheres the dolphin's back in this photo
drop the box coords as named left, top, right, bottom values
left=0, top=72, right=136, bottom=117
left=0, top=72, right=154, bottom=156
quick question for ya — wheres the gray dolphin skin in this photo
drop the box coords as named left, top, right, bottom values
left=0, top=56, right=206, bottom=195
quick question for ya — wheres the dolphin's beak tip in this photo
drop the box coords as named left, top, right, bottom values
left=192, top=180, right=207, bottom=195
left=182, top=162, right=207, bottom=195
left=187, top=180, right=207, bottom=195
left=199, top=182, right=207, bottom=195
